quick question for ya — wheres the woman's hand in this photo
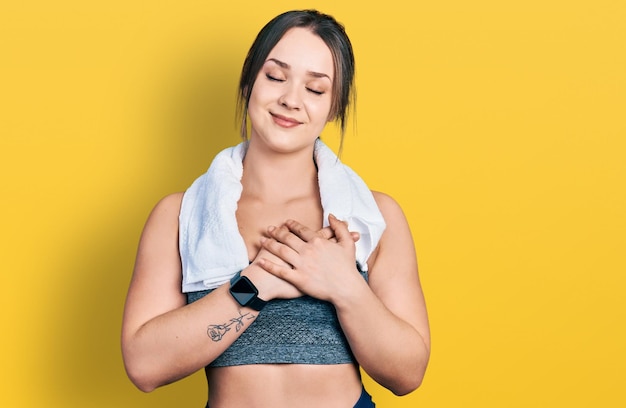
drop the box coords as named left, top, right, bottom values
left=245, top=246, right=303, bottom=301
left=245, top=221, right=359, bottom=301
left=257, top=214, right=361, bottom=303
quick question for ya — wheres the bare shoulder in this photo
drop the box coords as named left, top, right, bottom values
left=367, top=190, right=416, bottom=272
left=370, top=191, right=413, bottom=247
left=371, top=190, right=406, bottom=222
left=161, top=191, right=185, bottom=206
left=135, top=193, right=184, bottom=242
left=135, top=192, right=185, bottom=278
left=147, top=192, right=184, bottom=224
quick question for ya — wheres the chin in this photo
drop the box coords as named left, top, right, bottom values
left=252, top=132, right=317, bottom=154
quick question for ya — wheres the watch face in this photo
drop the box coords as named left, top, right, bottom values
left=230, top=276, right=257, bottom=306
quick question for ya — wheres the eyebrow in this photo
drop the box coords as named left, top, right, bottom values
left=266, top=58, right=331, bottom=80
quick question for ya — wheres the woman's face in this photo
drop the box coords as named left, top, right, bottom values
left=247, top=27, right=334, bottom=154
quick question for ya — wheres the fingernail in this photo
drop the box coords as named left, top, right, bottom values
left=268, top=226, right=275, bottom=232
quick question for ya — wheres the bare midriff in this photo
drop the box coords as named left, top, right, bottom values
left=206, top=363, right=363, bottom=408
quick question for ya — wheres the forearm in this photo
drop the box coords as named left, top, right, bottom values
left=334, top=279, right=430, bottom=396
left=122, top=284, right=258, bottom=392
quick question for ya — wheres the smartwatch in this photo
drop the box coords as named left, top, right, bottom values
left=229, top=272, right=267, bottom=311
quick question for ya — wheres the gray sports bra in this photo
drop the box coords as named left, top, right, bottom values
left=186, top=266, right=367, bottom=367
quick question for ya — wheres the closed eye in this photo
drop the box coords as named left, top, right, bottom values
left=307, top=88, right=325, bottom=95
left=266, top=74, right=284, bottom=82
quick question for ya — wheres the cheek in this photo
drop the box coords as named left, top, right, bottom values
left=250, top=83, right=283, bottom=111
left=248, top=83, right=263, bottom=106
left=312, top=99, right=333, bottom=122
left=248, top=74, right=270, bottom=103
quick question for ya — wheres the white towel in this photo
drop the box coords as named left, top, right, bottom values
left=179, top=138, right=386, bottom=292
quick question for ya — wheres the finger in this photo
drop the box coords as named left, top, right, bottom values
left=317, top=226, right=335, bottom=240
left=328, top=214, right=354, bottom=247
left=284, top=219, right=319, bottom=242
left=258, top=258, right=305, bottom=287
left=260, top=235, right=299, bottom=266
left=267, top=224, right=306, bottom=253
left=322, top=225, right=358, bottom=242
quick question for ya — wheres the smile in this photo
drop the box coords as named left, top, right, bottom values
left=270, top=113, right=302, bottom=128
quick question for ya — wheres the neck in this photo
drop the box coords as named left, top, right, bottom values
left=241, top=140, right=318, bottom=203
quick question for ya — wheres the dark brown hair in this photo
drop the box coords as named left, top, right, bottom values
left=237, top=10, right=356, bottom=148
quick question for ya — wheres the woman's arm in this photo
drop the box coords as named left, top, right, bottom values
left=121, top=193, right=262, bottom=392
left=122, top=193, right=337, bottom=392
left=335, top=191, right=430, bottom=395
left=257, top=192, right=430, bottom=395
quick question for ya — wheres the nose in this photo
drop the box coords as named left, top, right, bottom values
left=278, top=82, right=302, bottom=110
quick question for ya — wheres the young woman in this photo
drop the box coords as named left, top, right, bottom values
left=122, top=10, right=430, bottom=408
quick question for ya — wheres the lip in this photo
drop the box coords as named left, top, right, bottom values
left=270, top=112, right=302, bottom=128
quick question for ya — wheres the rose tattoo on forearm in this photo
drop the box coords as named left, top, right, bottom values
left=207, top=311, right=255, bottom=342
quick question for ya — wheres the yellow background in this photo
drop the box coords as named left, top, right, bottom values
left=2, top=1, right=624, bottom=406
